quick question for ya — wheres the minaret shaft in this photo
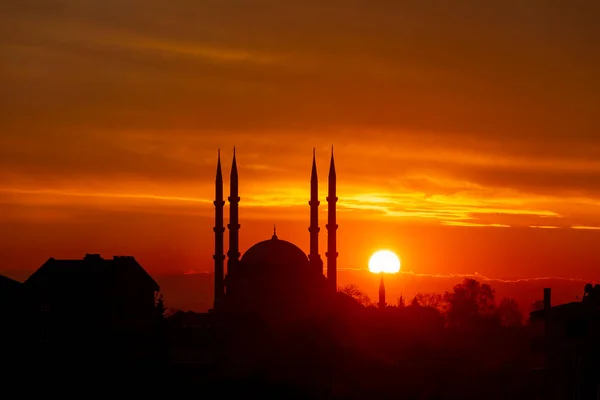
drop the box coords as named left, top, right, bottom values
left=326, top=148, right=338, bottom=291
left=309, top=149, right=322, bottom=274
left=379, top=273, right=386, bottom=309
left=227, top=148, right=240, bottom=274
left=213, top=151, right=225, bottom=310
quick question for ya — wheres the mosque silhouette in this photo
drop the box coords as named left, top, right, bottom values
left=211, top=148, right=343, bottom=323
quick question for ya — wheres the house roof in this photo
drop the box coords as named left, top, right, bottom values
left=530, top=301, right=600, bottom=321
left=24, top=254, right=159, bottom=292
left=0, top=274, right=23, bottom=294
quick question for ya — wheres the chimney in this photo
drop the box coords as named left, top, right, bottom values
left=543, top=288, right=551, bottom=310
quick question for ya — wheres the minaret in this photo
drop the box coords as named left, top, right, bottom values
left=213, top=150, right=225, bottom=310
left=309, top=148, right=323, bottom=274
left=227, top=147, right=240, bottom=274
left=326, top=146, right=338, bottom=291
left=378, top=273, right=386, bottom=309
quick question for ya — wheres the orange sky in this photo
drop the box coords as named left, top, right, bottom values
left=1, top=1, right=599, bottom=309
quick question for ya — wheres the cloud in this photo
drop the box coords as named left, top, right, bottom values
left=441, top=222, right=511, bottom=228
left=1, top=0, right=600, bottom=229
left=338, top=267, right=594, bottom=285
left=398, top=270, right=592, bottom=285
left=0, top=187, right=211, bottom=205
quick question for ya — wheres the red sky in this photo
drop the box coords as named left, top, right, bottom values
left=1, top=1, right=599, bottom=310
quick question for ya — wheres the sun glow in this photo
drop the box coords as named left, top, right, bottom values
left=368, top=250, right=401, bottom=274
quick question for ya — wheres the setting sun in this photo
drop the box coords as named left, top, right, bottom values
left=368, top=250, right=401, bottom=274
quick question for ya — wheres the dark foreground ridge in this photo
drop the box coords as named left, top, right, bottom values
left=1, top=253, right=599, bottom=399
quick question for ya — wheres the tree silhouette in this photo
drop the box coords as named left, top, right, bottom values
left=444, top=278, right=496, bottom=329
left=496, top=298, right=523, bottom=327
left=582, top=283, right=600, bottom=305
left=410, top=292, right=447, bottom=313
left=340, top=284, right=372, bottom=307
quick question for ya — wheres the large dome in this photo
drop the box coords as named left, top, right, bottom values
left=225, top=233, right=329, bottom=323
left=241, top=234, right=309, bottom=270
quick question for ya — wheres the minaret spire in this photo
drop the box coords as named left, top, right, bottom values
left=326, top=146, right=338, bottom=291
left=309, top=148, right=323, bottom=274
left=213, top=149, right=225, bottom=310
left=227, top=147, right=240, bottom=275
left=378, top=273, right=386, bottom=309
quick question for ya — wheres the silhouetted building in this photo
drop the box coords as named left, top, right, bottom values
left=0, top=274, right=25, bottom=350
left=398, top=294, right=405, bottom=308
left=213, top=150, right=226, bottom=310
left=166, top=311, right=221, bottom=367
left=309, top=148, right=324, bottom=274
left=25, top=253, right=159, bottom=326
left=213, top=148, right=341, bottom=324
left=530, top=286, right=600, bottom=400
left=22, top=253, right=161, bottom=373
left=326, top=147, right=338, bottom=292
left=165, top=310, right=268, bottom=371
left=378, top=274, right=386, bottom=309
left=0, top=274, right=23, bottom=310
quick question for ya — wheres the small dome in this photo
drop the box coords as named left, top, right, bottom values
left=241, top=236, right=309, bottom=270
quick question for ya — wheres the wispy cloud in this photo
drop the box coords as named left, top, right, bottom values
left=398, top=270, right=592, bottom=284
left=114, top=35, right=284, bottom=66
left=441, top=221, right=510, bottom=228
left=338, top=268, right=594, bottom=285
left=1, top=1, right=600, bottom=238
left=0, top=188, right=211, bottom=204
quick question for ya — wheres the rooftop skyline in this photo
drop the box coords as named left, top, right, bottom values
left=1, top=1, right=599, bottom=303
